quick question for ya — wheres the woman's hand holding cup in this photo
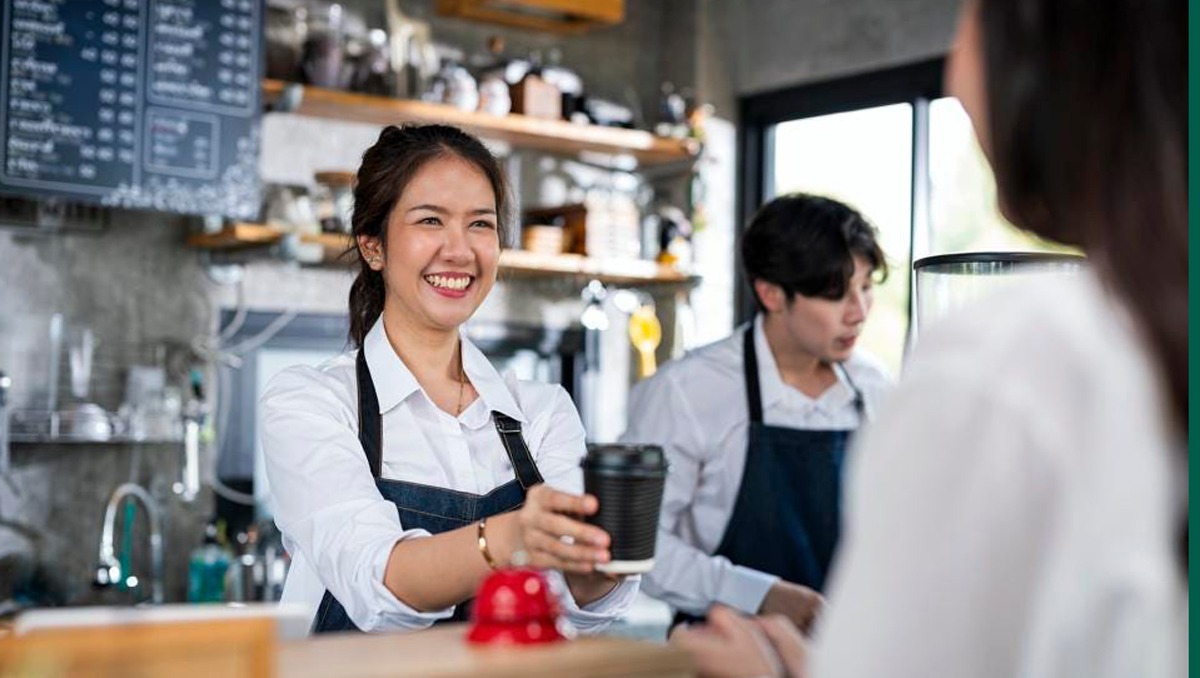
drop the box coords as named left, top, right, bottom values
left=511, top=485, right=612, bottom=573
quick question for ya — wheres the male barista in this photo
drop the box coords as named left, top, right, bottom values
left=622, top=193, right=891, bottom=632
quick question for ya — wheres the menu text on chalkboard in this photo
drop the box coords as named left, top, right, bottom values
left=1, top=0, right=262, bottom=218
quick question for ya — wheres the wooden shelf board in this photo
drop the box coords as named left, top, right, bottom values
left=499, top=250, right=697, bottom=285
left=263, top=79, right=698, bottom=167
left=188, top=224, right=697, bottom=285
left=436, top=0, right=624, bottom=34
left=185, top=222, right=281, bottom=249
left=304, top=232, right=354, bottom=261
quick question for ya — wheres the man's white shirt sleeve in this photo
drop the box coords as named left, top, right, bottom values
left=622, top=367, right=778, bottom=616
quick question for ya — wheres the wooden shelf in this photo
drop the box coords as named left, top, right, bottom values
left=436, top=0, right=624, bottom=34
left=498, top=249, right=696, bottom=285
left=187, top=223, right=698, bottom=286
left=263, top=79, right=699, bottom=167
left=186, top=222, right=284, bottom=249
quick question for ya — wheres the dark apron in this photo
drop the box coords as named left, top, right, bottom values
left=675, top=325, right=863, bottom=625
left=311, top=349, right=544, bottom=633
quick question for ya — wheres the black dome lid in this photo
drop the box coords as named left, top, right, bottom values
left=582, top=444, right=668, bottom=474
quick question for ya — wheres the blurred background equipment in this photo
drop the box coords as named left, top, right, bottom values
left=912, top=252, right=1087, bottom=344
left=628, top=304, right=661, bottom=379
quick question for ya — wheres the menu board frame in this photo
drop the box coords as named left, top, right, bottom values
left=0, top=0, right=263, bottom=219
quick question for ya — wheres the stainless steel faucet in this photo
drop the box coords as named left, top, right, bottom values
left=0, top=370, right=10, bottom=475
left=94, top=483, right=164, bottom=604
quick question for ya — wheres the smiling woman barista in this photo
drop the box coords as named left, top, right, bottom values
left=622, top=194, right=891, bottom=631
left=261, top=124, right=637, bottom=633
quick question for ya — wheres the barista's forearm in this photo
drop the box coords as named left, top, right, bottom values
left=383, top=512, right=520, bottom=611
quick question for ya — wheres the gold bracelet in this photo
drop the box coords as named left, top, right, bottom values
left=477, top=518, right=498, bottom=570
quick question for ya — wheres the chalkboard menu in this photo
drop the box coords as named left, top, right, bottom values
left=0, top=0, right=262, bottom=219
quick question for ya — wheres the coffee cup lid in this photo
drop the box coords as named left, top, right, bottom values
left=582, top=444, right=668, bottom=474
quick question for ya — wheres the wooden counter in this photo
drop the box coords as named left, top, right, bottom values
left=2, top=616, right=691, bottom=677
left=278, top=623, right=693, bottom=678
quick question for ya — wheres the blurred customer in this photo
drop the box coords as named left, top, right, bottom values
left=672, top=0, right=1187, bottom=675
left=623, top=193, right=892, bottom=632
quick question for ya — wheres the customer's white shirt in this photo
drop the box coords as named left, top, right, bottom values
left=260, top=319, right=638, bottom=633
left=619, top=316, right=891, bottom=615
left=813, top=270, right=1187, bottom=678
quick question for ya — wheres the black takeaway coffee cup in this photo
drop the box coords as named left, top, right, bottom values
left=581, top=444, right=669, bottom=574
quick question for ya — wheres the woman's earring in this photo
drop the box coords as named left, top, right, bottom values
left=367, top=255, right=382, bottom=268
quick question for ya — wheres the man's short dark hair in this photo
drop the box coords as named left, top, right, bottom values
left=741, top=193, right=887, bottom=311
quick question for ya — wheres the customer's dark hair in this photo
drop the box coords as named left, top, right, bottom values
left=346, top=124, right=511, bottom=348
left=976, top=0, right=1186, bottom=561
left=741, top=193, right=887, bottom=311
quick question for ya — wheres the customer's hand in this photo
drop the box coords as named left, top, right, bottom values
left=508, top=485, right=611, bottom=573
left=670, top=606, right=784, bottom=678
left=753, top=614, right=810, bottom=678
left=759, top=580, right=824, bottom=635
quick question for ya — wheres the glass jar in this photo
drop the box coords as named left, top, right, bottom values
left=313, top=171, right=355, bottom=233
left=264, top=2, right=308, bottom=81
left=300, top=3, right=346, bottom=88
left=912, top=252, right=1086, bottom=342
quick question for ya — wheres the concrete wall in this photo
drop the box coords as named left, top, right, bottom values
left=1, top=442, right=209, bottom=606
left=0, top=213, right=214, bottom=606
left=723, top=0, right=959, bottom=98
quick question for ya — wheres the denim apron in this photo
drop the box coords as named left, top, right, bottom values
left=311, top=349, right=544, bottom=633
left=676, top=325, right=863, bottom=625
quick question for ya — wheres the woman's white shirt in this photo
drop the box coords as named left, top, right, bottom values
left=620, top=315, right=892, bottom=615
left=260, top=319, right=638, bottom=633
left=813, top=270, right=1187, bottom=678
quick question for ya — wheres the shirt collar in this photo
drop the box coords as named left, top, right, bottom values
left=753, top=315, right=858, bottom=412
left=363, top=318, right=421, bottom=413
left=362, top=317, right=528, bottom=424
left=460, top=334, right=528, bottom=424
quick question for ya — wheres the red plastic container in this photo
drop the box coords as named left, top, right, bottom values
left=467, top=568, right=568, bottom=645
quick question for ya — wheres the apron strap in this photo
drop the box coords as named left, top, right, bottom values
left=493, top=413, right=544, bottom=489
left=355, top=349, right=384, bottom=478
left=745, top=322, right=868, bottom=424
left=357, top=346, right=544, bottom=488
left=743, top=324, right=764, bottom=424
left=833, top=362, right=867, bottom=422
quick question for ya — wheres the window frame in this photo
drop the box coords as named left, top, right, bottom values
left=736, top=57, right=945, bottom=326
